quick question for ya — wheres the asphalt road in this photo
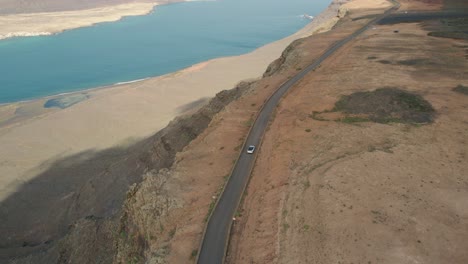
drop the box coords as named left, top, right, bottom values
left=196, top=3, right=401, bottom=264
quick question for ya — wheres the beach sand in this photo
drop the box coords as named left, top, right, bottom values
left=0, top=0, right=391, bottom=201
left=0, top=1, right=182, bottom=40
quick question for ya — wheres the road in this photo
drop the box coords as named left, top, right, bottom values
left=196, top=3, right=402, bottom=264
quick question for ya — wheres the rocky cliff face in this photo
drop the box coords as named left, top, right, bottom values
left=141, top=84, right=250, bottom=171
left=263, top=39, right=305, bottom=78
left=4, top=82, right=251, bottom=264
left=114, top=83, right=252, bottom=263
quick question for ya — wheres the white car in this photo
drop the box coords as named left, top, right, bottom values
left=246, top=145, right=255, bottom=154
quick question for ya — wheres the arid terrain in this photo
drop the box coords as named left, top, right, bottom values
left=227, top=0, right=468, bottom=263
left=1, top=0, right=467, bottom=263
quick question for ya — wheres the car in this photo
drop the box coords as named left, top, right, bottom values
left=246, top=145, right=255, bottom=154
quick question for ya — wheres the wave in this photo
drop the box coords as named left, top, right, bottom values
left=114, top=78, right=150, bottom=85
left=0, top=31, right=52, bottom=40
left=300, top=14, right=314, bottom=20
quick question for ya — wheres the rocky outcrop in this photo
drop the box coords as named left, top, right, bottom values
left=114, top=81, right=253, bottom=263
left=262, top=0, right=349, bottom=78
left=263, top=39, right=305, bottom=77
left=115, top=169, right=180, bottom=264
left=141, top=82, right=251, bottom=171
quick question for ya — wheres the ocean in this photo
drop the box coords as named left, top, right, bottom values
left=0, top=0, right=330, bottom=103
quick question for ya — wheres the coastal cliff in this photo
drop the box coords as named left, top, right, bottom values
left=3, top=82, right=252, bottom=264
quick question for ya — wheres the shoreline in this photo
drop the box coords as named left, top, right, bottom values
left=0, top=0, right=342, bottom=108
left=0, top=0, right=366, bottom=202
left=0, top=1, right=185, bottom=41
left=0, top=77, right=152, bottom=107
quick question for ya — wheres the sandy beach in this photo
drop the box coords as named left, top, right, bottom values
left=0, top=0, right=391, bottom=202
left=0, top=1, right=182, bottom=40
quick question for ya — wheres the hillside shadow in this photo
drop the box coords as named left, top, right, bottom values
left=0, top=75, right=247, bottom=262
left=0, top=136, right=154, bottom=261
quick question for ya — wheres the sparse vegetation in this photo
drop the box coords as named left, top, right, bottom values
left=303, top=180, right=311, bottom=189
left=333, top=87, right=435, bottom=124
left=428, top=31, right=468, bottom=39
left=396, top=92, right=432, bottom=111
left=205, top=199, right=216, bottom=222
left=311, top=88, right=435, bottom=124
left=235, top=209, right=243, bottom=217
left=128, top=256, right=140, bottom=264
left=305, top=128, right=311, bottom=132
left=427, top=18, right=468, bottom=40
left=190, top=249, right=198, bottom=260
left=453, top=84, right=468, bottom=95
left=339, top=116, right=369, bottom=123
left=205, top=173, right=232, bottom=223
left=309, top=111, right=328, bottom=121
left=168, top=228, right=176, bottom=239
left=377, top=59, right=392, bottom=64
left=243, top=117, right=254, bottom=127
left=397, top=58, right=431, bottom=66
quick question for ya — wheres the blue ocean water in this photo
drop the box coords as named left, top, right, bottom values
left=0, top=0, right=330, bottom=103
